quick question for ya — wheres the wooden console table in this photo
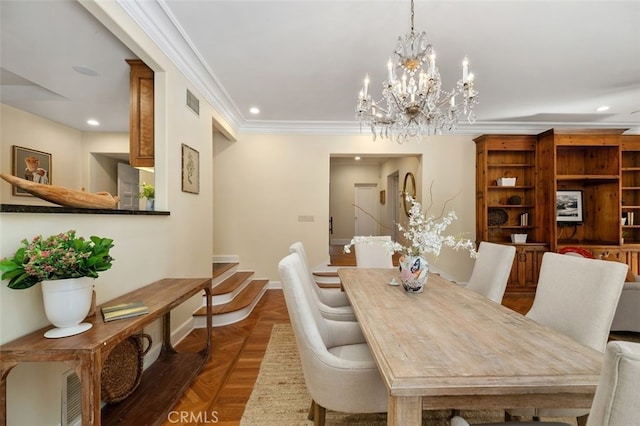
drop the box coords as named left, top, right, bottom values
left=0, top=277, right=212, bottom=426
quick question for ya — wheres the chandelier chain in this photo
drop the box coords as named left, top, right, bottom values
left=410, top=0, right=415, bottom=32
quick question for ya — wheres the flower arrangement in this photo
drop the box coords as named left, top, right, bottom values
left=0, top=230, right=115, bottom=290
left=344, top=195, right=477, bottom=259
left=137, top=182, right=155, bottom=200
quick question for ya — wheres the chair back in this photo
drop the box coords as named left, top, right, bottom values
left=466, top=241, right=516, bottom=303
left=278, top=252, right=387, bottom=414
left=526, top=252, right=628, bottom=352
left=587, top=341, right=640, bottom=426
left=354, top=235, right=393, bottom=268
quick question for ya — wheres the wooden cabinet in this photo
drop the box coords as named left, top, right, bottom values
left=475, top=134, right=548, bottom=292
left=476, top=129, right=637, bottom=292
left=538, top=129, right=624, bottom=250
left=508, top=243, right=547, bottom=292
left=126, top=59, right=154, bottom=168
left=475, top=134, right=539, bottom=244
left=621, top=135, right=640, bottom=245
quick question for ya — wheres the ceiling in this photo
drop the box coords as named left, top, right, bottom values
left=1, top=0, right=639, bottom=136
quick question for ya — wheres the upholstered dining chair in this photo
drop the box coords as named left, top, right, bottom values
left=465, top=241, right=516, bottom=303
left=278, top=252, right=388, bottom=426
left=289, top=242, right=356, bottom=322
left=451, top=340, right=640, bottom=426
left=506, top=252, right=628, bottom=425
left=354, top=235, right=394, bottom=268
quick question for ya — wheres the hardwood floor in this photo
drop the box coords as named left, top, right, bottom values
left=167, top=290, right=289, bottom=425
left=165, top=248, right=537, bottom=425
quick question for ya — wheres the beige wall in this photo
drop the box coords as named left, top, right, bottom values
left=0, top=1, right=220, bottom=423
left=213, top=133, right=478, bottom=283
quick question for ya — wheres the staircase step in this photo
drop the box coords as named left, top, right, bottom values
left=194, top=279, right=269, bottom=328
left=213, top=262, right=238, bottom=279
left=213, top=279, right=268, bottom=314
left=212, top=271, right=254, bottom=296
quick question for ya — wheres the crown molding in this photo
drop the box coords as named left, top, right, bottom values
left=239, top=120, right=640, bottom=136
left=115, top=1, right=640, bottom=139
left=117, top=0, right=243, bottom=133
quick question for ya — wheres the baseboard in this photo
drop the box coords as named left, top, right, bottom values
left=212, top=254, right=240, bottom=263
left=267, top=280, right=282, bottom=290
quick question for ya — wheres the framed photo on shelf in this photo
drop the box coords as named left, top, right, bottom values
left=181, top=143, right=199, bottom=194
left=12, top=145, right=52, bottom=196
left=556, top=190, right=583, bottom=223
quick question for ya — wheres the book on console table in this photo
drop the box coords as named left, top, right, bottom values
left=101, top=301, right=149, bottom=322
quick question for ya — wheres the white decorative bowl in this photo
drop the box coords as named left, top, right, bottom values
left=511, top=233, right=528, bottom=244
left=497, top=177, right=517, bottom=186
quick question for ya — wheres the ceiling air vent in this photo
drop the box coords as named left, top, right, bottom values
left=186, top=89, right=200, bottom=116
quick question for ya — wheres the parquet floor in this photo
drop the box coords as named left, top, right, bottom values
left=164, top=247, right=538, bottom=425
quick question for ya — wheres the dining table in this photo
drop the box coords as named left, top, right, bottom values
left=337, top=268, right=604, bottom=426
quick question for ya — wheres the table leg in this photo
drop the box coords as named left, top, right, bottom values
left=387, top=395, right=422, bottom=426
left=76, top=352, right=102, bottom=426
left=0, top=362, right=18, bottom=426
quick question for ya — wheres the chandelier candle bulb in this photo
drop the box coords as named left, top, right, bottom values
left=463, top=56, right=469, bottom=81
left=363, top=75, right=369, bottom=98
left=429, top=52, right=435, bottom=74
left=388, top=59, right=393, bottom=81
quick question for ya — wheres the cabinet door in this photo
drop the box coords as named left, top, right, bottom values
left=621, top=246, right=640, bottom=276
left=507, top=244, right=548, bottom=292
left=127, top=59, right=154, bottom=168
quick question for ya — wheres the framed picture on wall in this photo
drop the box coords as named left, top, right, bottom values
left=12, top=145, right=52, bottom=196
left=181, top=143, right=199, bottom=194
left=556, top=190, right=584, bottom=223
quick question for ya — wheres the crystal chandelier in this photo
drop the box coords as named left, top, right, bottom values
left=355, top=0, right=478, bottom=143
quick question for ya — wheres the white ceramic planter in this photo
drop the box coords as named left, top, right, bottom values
left=41, top=277, right=94, bottom=338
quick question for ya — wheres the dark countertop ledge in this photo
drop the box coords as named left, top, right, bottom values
left=1, top=204, right=170, bottom=215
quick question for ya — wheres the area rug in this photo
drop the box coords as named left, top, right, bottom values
left=240, top=324, right=579, bottom=425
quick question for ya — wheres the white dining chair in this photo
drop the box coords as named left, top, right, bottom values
left=451, top=340, right=640, bottom=426
left=278, top=252, right=388, bottom=426
left=465, top=241, right=516, bottom=303
left=506, top=252, right=628, bottom=424
left=354, top=235, right=394, bottom=268
left=288, top=242, right=355, bottom=322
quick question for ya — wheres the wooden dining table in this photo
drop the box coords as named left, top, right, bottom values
left=338, top=268, right=604, bottom=426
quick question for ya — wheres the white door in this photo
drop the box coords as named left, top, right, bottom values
left=355, top=185, right=378, bottom=236
left=117, top=163, right=139, bottom=210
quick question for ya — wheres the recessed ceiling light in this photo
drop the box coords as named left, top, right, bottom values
left=249, top=107, right=260, bottom=114
left=355, top=156, right=361, bottom=161
left=72, top=65, right=99, bottom=77
left=87, top=119, right=100, bottom=126
left=596, top=105, right=610, bottom=112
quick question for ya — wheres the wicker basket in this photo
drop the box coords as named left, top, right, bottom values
left=488, top=208, right=508, bottom=226
left=101, top=333, right=152, bottom=404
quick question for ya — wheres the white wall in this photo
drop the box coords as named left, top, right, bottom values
left=0, top=1, right=220, bottom=423
left=213, top=133, right=478, bottom=283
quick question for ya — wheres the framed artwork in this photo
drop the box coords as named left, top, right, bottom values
left=556, top=190, right=583, bottom=223
left=12, top=145, right=52, bottom=196
left=181, top=143, right=199, bottom=194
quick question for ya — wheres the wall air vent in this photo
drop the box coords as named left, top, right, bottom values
left=61, top=369, right=81, bottom=426
left=186, top=89, right=200, bottom=116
